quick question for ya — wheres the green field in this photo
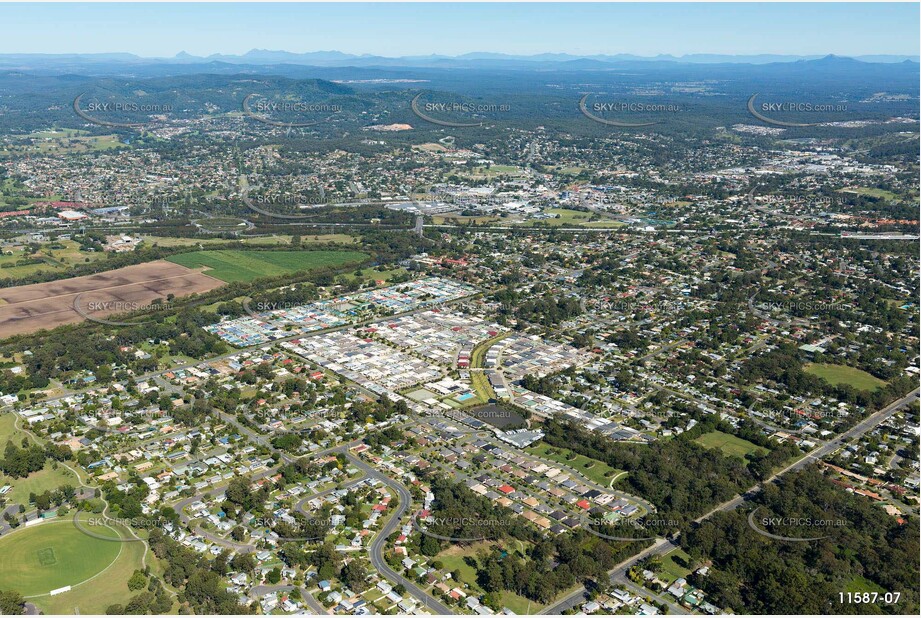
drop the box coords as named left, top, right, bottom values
left=167, top=249, right=368, bottom=282
left=0, top=239, right=107, bottom=280
left=694, top=430, right=768, bottom=460
left=657, top=548, right=693, bottom=584
left=0, top=517, right=121, bottom=596
left=143, top=234, right=356, bottom=247
left=837, top=187, right=900, bottom=202
left=526, top=443, right=624, bottom=486
left=804, top=363, right=887, bottom=392
left=430, top=214, right=502, bottom=225
left=343, top=266, right=410, bottom=283
left=0, top=412, right=25, bottom=445
left=537, top=208, right=625, bottom=228
left=1, top=462, right=80, bottom=508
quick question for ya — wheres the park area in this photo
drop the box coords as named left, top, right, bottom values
left=694, top=430, right=768, bottom=460
left=0, top=514, right=161, bottom=614
left=804, top=363, right=887, bottom=391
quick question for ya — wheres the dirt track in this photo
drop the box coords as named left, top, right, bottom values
left=0, top=260, right=223, bottom=338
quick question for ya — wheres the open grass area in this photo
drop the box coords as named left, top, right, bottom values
left=0, top=516, right=121, bottom=597
left=430, top=214, right=502, bottom=225
left=0, top=239, right=107, bottom=280
left=657, top=548, right=693, bottom=584
left=30, top=515, right=166, bottom=614
left=526, top=443, right=624, bottom=486
left=0, top=412, right=25, bottom=445
left=436, top=543, right=487, bottom=593
left=843, top=574, right=888, bottom=594
left=499, top=590, right=544, bottom=614
left=1, top=462, right=80, bottom=507
left=469, top=332, right=510, bottom=402
left=2, top=131, right=125, bottom=157
left=143, top=233, right=357, bottom=248
left=804, top=363, right=887, bottom=392
left=166, top=249, right=368, bottom=282
left=536, top=208, right=625, bottom=228
left=694, top=430, right=768, bottom=460
left=837, top=187, right=900, bottom=202
left=343, top=266, right=409, bottom=283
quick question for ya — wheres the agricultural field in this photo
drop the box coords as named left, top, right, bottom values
left=0, top=260, right=222, bottom=338
left=526, top=443, right=624, bottom=486
left=166, top=249, right=368, bottom=282
left=804, top=363, right=887, bottom=391
left=694, top=430, right=768, bottom=460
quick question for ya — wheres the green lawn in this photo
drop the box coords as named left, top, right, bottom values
left=658, top=548, right=693, bottom=584
left=0, top=413, right=25, bottom=445
left=343, top=266, right=409, bottom=283
left=843, top=574, right=888, bottom=594
left=837, top=187, right=900, bottom=202
left=0, top=239, right=107, bottom=280
left=166, top=249, right=368, bottom=282
left=0, top=517, right=121, bottom=596
left=694, top=430, right=768, bottom=460
left=526, top=443, right=624, bottom=486
left=537, top=208, right=624, bottom=228
left=24, top=514, right=165, bottom=614
left=499, top=590, right=544, bottom=614
left=804, top=363, right=887, bottom=392
left=1, top=462, right=81, bottom=508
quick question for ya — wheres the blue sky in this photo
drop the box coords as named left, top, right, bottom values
left=1, top=2, right=917, bottom=57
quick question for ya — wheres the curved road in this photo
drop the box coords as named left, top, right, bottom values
left=345, top=453, right=454, bottom=615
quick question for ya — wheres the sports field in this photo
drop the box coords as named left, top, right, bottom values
left=804, top=363, right=886, bottom=391
left=0, top=518, right=121, bottom=596
left=167, top=249, right=368, bottom=282
left=694, top=430, right=768, bottom=459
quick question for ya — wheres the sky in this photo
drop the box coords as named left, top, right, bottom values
left=0, top=2, right=917, bottom=58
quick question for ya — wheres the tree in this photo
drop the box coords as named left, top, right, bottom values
left=0, top=589, right=25, bottom=615
left=128, top=570, right=148, bottom=591
left=265, top=568, right=281, bottom=584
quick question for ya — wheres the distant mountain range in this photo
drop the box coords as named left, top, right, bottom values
left=0, top=50, right=917, bottom=73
